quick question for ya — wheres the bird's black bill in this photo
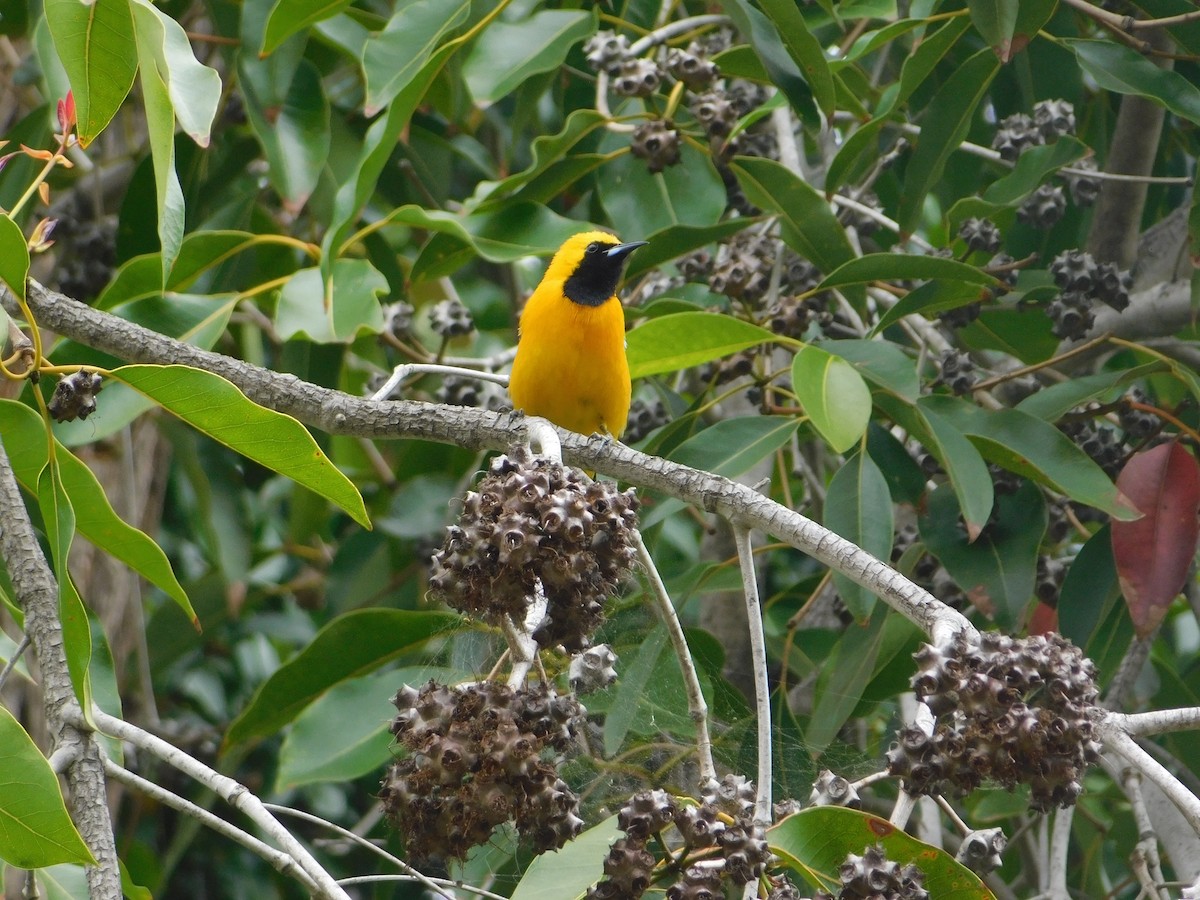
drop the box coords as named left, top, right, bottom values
left=604, top=240, right=649, bottom=261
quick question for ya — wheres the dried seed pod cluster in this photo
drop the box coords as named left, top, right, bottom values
left=380, top=680, right=584, bottom=861
left=1045, top=248, right=1132, bottom=339
left=813, top=844, right=930, bottom=900
left=48, top=371, right=103, bottom=422
left=808, top=769, right=861, bottom=809
left=586, top=777, right=772, bottom=899
left=887, top=632, right=1101, bottom=812
left=429, top=446, right=639, bottom=650
left=428, top=298, right=475, bottom=339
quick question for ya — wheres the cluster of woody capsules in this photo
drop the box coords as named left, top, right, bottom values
left=380, top=681, right=585, bottom=860
left=887, top=631, right=1102, bottom=812
left=381, top=447, right=640, bottom=861
left=428, top=445, right=640, bottom=651
left=586, top=776, right=775, bottom=900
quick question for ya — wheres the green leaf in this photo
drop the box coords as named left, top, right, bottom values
left=867, top=422, right=927, bottom=505
left=730, top=157, right=856, bottom=276
left=873, top=279, right=986, bottom=335
left=362, top=0, right=471, bottom=115
left=921, top=396, right=1137, bottom=519
left=463, top=9, right=593, bottom=105
left=793, top=344, right=873, bottom=453
left=0, top=213, right=29, bottom=303
left=241, top=58, right=331, bottom=213
left=721, top=0, right=819, bottom=124
left=920, top=481, right=1045, bottom=628
left=511, top=816, right=621, bottom=900
left=276, top=666, right=464, bottom=789
left=807, top=609, right=886, bottom=753
left=755, top=0, right=836, bottom=118
left=1065, top=38, right=1200, bottom=126
left=625, top=219, right=759, bottom=280
left=969, top=0, right=1018, bottom=61
left=1016, top=363, right=1168, bottom=421
left=1059, top=525, right=1123, bottom=650
left=0, top=400, right=196, bottom=626
left=36, top=461, right=92, bottom=714
left=916, top=403, right=994, bottom=537
left=981, top=137, right=1090, bottom=206
left=669, top=416, right=800, bottom=478
left=825, top=452, right=894, bottom=619
left=108, top=365, right=370, bottom=527
left=261, top=0, right=353, bottom=56
left=225, top=610, right=461, bottom=747
left=770, top=806, right=993, bottom=898
left=0, top=706, right=95, bottom=868
left=626, top=312, right=773, bottom=379
left=130, top=0, right=185, bottom=283
left=898, top=49, right=999, bottom=234
left=603, top=626, right=667, bottom=756
left=43, top=0, right=136, bottom=146
left=275, top=259, right=386, bottom=343
left=598, top=140, right=726, bottom=239
left=819, top=339, right=920, bottom=402
left=957, top=307, right=1059, bottom=364
left=819, top=252, right=998, bottom=292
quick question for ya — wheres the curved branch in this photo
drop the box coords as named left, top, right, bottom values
left=9, top=281, right=974, bottom=647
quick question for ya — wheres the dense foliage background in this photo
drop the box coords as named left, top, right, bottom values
left=3, top=0, right=1200, bottom=897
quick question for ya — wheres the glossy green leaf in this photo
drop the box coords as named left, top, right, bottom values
left=867, top=422, right=927, bottom=505
left=242, top=58, right=330, bottom=213
left=793, top=344, right=873, bottom=453
left=921, top=396, right=1136, bottom=519
left=969, top=0, right=1018, bottom=60
left=721, top=0, right=818, bottom=124
left=261, top=0, right=352, bottom=56
left=626, top=312, right=773, bottom=379
left=277, top=666, right=464, bottom=789
left=730, top=157, right=856, bottom=275
left=108, top=365, right=370, bottom=527
left=130, top=0, right=220, bottom=146
left=36, top=461, right=92, bottom=714
left=598, top=141, right=726, bottom=239
left=463, top=9, right=593, bottom=105
left=957, top=307, right=1059, bottom=365
left=0, top=213, right=28, bottom=303
left=770, top=807, right=993, bottom=898
left=511, top=816, right=620, bottom=900
left=669, top=416, right=800, bottom=478
left=917, top=403, right=994, bottom=537
left=225, top=610, right=461, bottom=747
left=1011, top=0, right=1058, bottom=57
left=1058, top=525, right=1122, bottom=651
left=898, top=49, right=999, bottom=233
left=0, top=400, right=196, bottom=625
left=820, top=253, right=998, bottom=292
left=819, top=339, right=920, bottom=402
left=275, top=259, right=386, bottom=343
left=981, top=137, right=1090, bottom=206
left=130, top=0, right=185, bottom=283
left=43, top=0, right=136, bottom=146
left=362, top=0, right=470, bottom=115
left=755, top=0, right=836, bottom=118
left=1016, top=363, right=1167, bottom=421
left=0, top=706, right=94, bottom=868
left=807, top=608, right=886, bottom=753
left=920, top=481, right=1045, bottom=627
left=603, top=626, right=667, bottom=756
left=1065, top=38, right=1200, bottom=126
left=826, top=451, right=894, bottom=619
left=828, top=16, right=971, bottom=193
left=873, top=280, right=987, bottom=335
left=625, top=219, right=758, bottom=280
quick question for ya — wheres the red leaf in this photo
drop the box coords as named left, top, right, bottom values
left=1027, top=601, right=1058, bottom=636
left=1111, top=442, right=1200, bottom=637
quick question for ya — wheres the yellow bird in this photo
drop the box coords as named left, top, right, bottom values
left=509, top=231, right=647, bottom=438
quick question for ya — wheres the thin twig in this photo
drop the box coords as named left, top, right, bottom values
left=1099, top=718, right=1200, bottom=836
left=84, top=708, right=352, bottom=899
left=105, top=760, right=317, bottom=891
left=733, top=525, right=772, bottom=827
left=0, top=633, right=30, bottom=691
left=263, top=803, right=456, bottom=900
left=634, top=530, right=716, bottom=781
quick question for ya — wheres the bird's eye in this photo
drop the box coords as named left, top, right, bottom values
left=586, top=242, right=601, bottom=254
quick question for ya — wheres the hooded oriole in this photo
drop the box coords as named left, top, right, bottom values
left=508, top=231, right=646, bottom=437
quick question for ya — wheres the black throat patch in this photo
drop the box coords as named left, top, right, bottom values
left=563, top=246, right=625, bottom=307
